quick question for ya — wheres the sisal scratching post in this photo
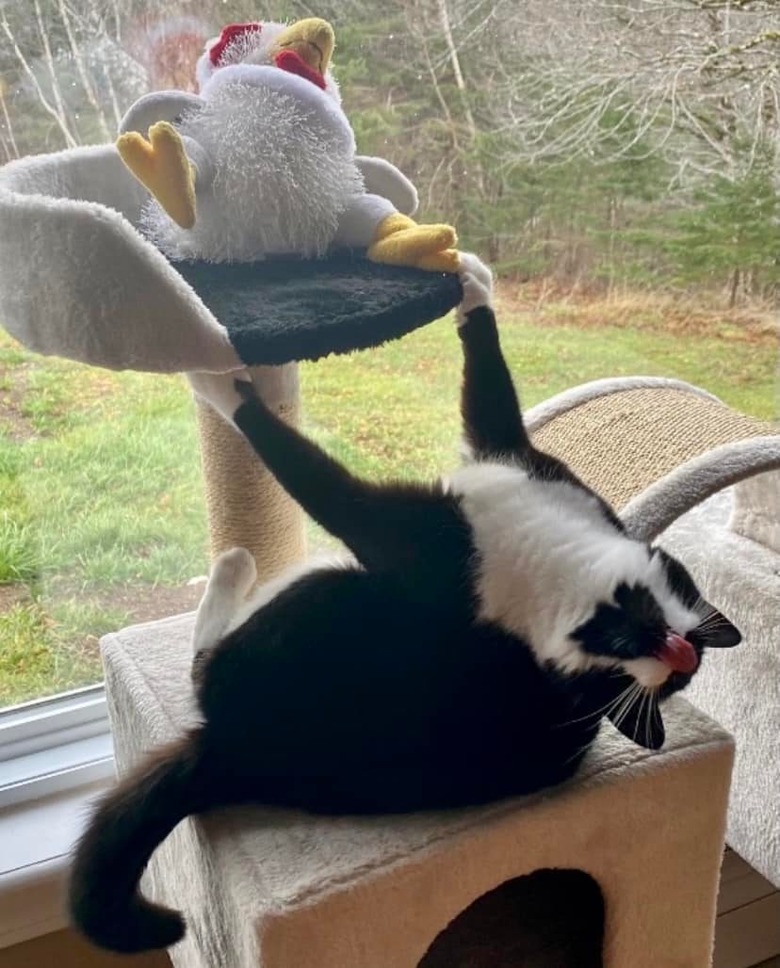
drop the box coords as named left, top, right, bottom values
left=195, top=364, right=306, bottom=579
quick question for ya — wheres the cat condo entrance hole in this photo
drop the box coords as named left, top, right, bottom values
left=418, top=868, right=604, bottom=968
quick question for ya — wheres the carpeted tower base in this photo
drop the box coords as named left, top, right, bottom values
left=101, top=611, right=734, bottom=968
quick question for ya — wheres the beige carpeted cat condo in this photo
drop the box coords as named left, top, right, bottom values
left=99, top=378, right=779, bottom=968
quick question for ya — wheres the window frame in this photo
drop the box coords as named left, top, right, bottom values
left=0, top=685, right=114, bottom=810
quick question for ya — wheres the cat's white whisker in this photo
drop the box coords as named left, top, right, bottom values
left=562, top=739, right=595, bottom=768
left=641, top=690, right=654, bottom=748
left=610, top=683, right=643, bottom=732
left=697, top=613, right=730, bottom=631
left=557, top=681, right=634, bottom=728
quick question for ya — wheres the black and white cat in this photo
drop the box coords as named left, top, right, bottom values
left=69, top=257, right=740, bottom=954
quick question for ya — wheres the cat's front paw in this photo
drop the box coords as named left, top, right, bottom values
left=188, top=370, right=253, bottom=424
left=457, top=253, right=494, bottom=324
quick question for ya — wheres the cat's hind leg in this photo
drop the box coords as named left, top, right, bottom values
left=192, top=547, right=257, bottom=659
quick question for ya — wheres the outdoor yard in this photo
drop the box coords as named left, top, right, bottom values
left=0, top=288, right=775, bottom=706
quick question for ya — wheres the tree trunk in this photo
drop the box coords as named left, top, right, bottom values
left=728, top=267, right=740, bottom=309
left=56, top=0, right=112, bottom=141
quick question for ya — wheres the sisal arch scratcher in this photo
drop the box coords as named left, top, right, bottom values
left=524, top=375, right=780, bottom=540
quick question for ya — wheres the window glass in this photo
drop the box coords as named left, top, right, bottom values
left=1, top=0, right=775, bottom=708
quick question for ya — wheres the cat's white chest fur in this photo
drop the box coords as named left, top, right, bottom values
left=446, top=463, right=695, bottom=678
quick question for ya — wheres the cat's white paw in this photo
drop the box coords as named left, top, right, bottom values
left=193, top=547, right=257, bottom=658
left=457, top=253, right=494, bottom=324
left=459, top=252, right=493, bottom=289
left=210, top=546, right=257, bottom=597
left=187, top=370, right=253, bottom=424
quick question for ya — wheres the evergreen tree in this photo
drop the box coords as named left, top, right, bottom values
left=664, top=143, right=779, bottom=305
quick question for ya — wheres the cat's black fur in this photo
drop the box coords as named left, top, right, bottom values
left=69, top=302, right=740, bottom=954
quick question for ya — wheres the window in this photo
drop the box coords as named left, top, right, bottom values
left=0, top=0, right=776, bottom=781
left=0, top=684, right=112, bottom=809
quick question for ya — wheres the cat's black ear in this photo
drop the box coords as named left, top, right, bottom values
left=699, top=611, right=742, bottom=649
left=655, top=549, right=742, bottom=650
left=607, top=697, right=665, bottom=750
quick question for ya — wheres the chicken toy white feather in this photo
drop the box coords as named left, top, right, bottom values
left=117, top=19, right=459, bottom=272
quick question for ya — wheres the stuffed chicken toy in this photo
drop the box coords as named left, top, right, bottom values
left=0, top=14, right=462, bottom=382
left=117, top=18, right=459, bottom=272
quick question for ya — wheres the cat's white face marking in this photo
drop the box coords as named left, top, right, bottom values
left=445, top=463, right=700, bottom=682
left=621, top=656, right=670, bottom=689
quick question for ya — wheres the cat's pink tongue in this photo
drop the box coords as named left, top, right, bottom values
left=657, top=632, right=698, bottom=674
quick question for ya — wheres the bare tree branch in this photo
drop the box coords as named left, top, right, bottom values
left=1, top=10, right=78, bottom=148
left=32, top=0, right=78, bottom=145
left=56, top=0, right=112, bottom=140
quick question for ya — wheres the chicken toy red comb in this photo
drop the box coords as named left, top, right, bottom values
left=209, top=23, right=263, bottom=68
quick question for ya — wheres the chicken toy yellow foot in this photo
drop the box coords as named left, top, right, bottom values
left=368, top=214, right=459, bottom=273
left=117, top=121, right=196, bottom=230
left=116, top=17, right=460, bottom=273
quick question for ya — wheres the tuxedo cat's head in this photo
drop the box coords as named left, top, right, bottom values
left=567, top=542, right=740, bottom=748
left=448, top=463, right=741, bottom=750
left=570, top=545, right=740, bottom=688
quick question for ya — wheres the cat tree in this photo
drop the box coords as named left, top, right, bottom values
left=2, top=142, right=779, bottom=967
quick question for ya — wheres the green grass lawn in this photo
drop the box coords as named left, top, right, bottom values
left=0, top=303, right=775, bottom=707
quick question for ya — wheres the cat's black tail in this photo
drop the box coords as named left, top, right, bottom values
left=68, top=729, right=214, bottom=954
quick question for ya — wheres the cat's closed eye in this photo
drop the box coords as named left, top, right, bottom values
left=572, top=582, right=667, bottom=664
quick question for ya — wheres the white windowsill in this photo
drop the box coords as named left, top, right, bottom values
left=0, top=774, right=111, bottom=949
left=1, top=732, right=114, bottom=810
left=0, top=685, right=118, bottom=946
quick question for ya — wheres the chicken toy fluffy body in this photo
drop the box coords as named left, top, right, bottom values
left=117, top=19, right=458, bottom=272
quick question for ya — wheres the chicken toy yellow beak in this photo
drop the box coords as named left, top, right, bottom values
left=273, top=18, right=335, bottom=77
